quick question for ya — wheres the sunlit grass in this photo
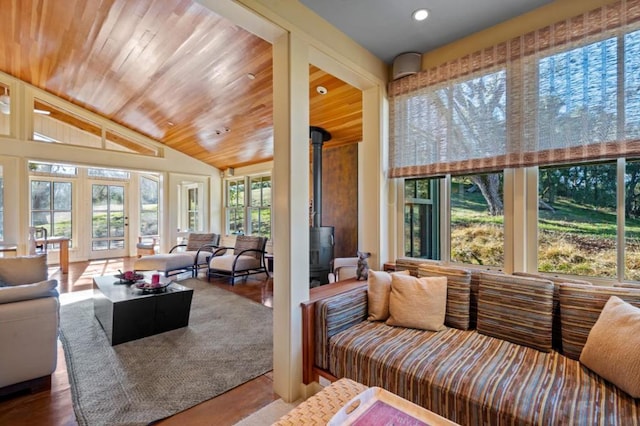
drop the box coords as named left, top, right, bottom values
left=451, top=192, right=640, bottom=279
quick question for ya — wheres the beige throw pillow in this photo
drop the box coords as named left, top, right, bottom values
left=386, top=274, right=447, bottom=331
left=580, top=296, right=640, bottom=398
left=367, top=269, right=409, bottom=321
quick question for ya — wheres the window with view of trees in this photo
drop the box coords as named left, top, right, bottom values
left=395, top=6, right=640, bottom=282
left=227, top=178, right=245, bottom=235
left=140, top=176, right=158, bottom=236
left=31, top=180, right=72, bottom=243
left=187, top=187, right=199, bottom=232
left=538, top=163, right=617, bottom=278
left=404, top=178, right=439, bottom=259
left=451, top=173, right=504, bottom=266
left=226, top=175, right=272, bottom=238
left=249, top=176, right=271, bottom=238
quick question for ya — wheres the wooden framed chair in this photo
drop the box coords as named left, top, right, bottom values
left=33, top=227, right=48, bottom=254
left=327, top=257, right=359, bottom=283
left=204, top=235, right=269, bottom=285
left=136, top=236, right=158, bottom=258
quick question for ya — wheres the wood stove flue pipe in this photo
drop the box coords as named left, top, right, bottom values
left=309, top=126, right=332, bottom=228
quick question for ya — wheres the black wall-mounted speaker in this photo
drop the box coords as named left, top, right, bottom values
left=392, top=52, right=421, bottom=81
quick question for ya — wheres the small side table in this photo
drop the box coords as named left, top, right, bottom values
left=0, top=244, right=18, bottom=257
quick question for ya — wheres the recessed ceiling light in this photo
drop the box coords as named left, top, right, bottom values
left=247, top=73, right=256, bottom=80
left=316, top=86, right=328, bottom=95
left=412, top=9, right=429, bottom=21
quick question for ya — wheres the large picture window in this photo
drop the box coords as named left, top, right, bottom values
left=404, top=178, right=439, bottom=259
left=249, top=176, right=271, bottom=239
left=450, top=173, right=504, bottom=267
left=538, top=163, right=617, bottom=278
left=226, top=174, right=272, bottom=239
left=227, top=178, right=245, bottom=235
left=140, top=176, right=159, bottom=236
left=31, top=179, right=73, bottom=243
left=393, top=2, right=640, bottom=283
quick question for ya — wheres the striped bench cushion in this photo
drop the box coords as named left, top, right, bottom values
left=417, top=264, right=472, bottom=330
left=330, top=321, right=640, bottom=425
left=314, top=287, right=368, bottom=370
left=559, top=283, right=640, bottom=360
left=478, top=273, right=554, bottom=352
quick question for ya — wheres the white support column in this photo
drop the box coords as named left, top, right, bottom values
left=272, top=32, right=311, bottom=402
left=359, top=86, right=386, bottom=269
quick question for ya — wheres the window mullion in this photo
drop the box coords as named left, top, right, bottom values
left=617, top=158, right=626, bottom=282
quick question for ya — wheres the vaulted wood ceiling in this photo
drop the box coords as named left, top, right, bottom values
left=0, top=0, right=363, bottom=170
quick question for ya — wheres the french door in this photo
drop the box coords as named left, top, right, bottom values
left=90, top=182, right=128, bottom=259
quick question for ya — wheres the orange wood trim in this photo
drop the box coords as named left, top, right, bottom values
left=316, top=368, right=338, bottom=383
left=302, top=302, right=317, bottom=385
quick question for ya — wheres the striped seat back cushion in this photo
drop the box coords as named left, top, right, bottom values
left=478, top=273, right=555, bottom=352
left=395, top=258, right=441, bottom=277
left=185, top=233, right=219, bottom=251
left=558, top=283, right=640, bottom=360
left=417, top=264, right=472, bottom=330
left=513, top=272, right=591, bottom=352
left=467, top=268, right=504, bottom=329
left=234, top=236, right=265, bottom=259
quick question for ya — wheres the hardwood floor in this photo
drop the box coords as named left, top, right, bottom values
left=0, top=257, right=278, bottom=426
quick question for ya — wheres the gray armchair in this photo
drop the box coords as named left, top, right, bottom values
left=170, top=233, right=221, bottom=276
left=0, top=255, right=59, bottom=396
left=205, top=235, right=269, bottom=285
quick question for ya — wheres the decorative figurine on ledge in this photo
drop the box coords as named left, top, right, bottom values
left=356, top=250, right=371, bottom=281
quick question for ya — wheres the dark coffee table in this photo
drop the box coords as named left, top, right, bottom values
left=93, top=273, right=194, bottom=345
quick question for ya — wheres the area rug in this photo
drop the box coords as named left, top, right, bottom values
left=59, top=278, right=273, bottom=426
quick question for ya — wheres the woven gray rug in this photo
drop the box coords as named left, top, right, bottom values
left=59, top=278, right=273, bottom=426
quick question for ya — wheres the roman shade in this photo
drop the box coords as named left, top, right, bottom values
left=389, top=0, right=640, bottom=178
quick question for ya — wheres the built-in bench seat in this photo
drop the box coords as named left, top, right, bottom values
left=304, top=261, right=640, bottom=425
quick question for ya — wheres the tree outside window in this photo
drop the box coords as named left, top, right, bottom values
left=450, top=173, right=504, bottom=267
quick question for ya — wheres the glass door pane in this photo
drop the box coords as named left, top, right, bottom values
left=91, top=183, right=127, bottom=258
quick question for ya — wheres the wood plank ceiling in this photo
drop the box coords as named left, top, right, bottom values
left=0, top=0, right=362, bottom=170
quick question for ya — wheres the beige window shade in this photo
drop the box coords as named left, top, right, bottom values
left=389, top=0, right=640, bottom=178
